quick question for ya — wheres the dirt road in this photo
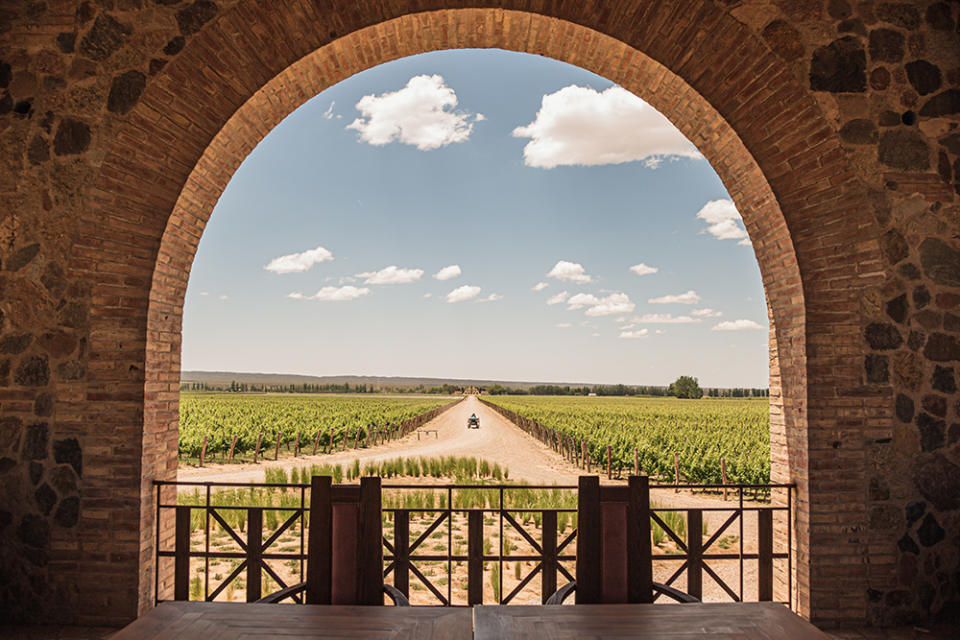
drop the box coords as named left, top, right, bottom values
left=178, top=395, right=579, bottom=485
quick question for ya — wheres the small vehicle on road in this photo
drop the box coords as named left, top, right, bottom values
left=467, top=413, right=480, bottom=429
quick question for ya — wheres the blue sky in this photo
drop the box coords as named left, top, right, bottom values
left=182, top=50, right=769, bottom=387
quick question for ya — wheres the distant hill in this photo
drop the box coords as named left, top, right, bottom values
left=180, top=370, right=587, bottom=390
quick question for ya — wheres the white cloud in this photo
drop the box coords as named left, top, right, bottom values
left=446, top=285, right=482, bottom=303
left=264, top=245, right=334, bottom=274
left=619, top=329, right=649, bottom=339
left=696, top=199, right=749, bottom=243
left=423, top=293, right=432, bottom=298
left=433, top=265, right=462, bottom=280
left=691, top=308, right=723, bottom=318
left=477, top=293, right=503, bottom=303
left=532, top=282, right=549, bottom=291
left=289, top=286, right=370, bottom=301
left=475, top=113, right=486, bottom=121
left=199, top=292, right=209, bottom=296
left=633, top=313, right=700, bottom=324
left=546, top=291, right=569, bottom=305
left=556, top=323, right=572, bottom=328
left=356, top=266, right=424, bottom=285
left=323, top=102, right=335, bottom=119
left=218, top=294, right=228, bottom=301
left=512, top=85, right=701, bottom=169
left=347, top=75, right=474, bottom=150
left=547, top=260, right=592, bottom=283
left=619, top=323, right=636, bottom=330
left=584, top=293, right=634, bottom=317
left=655, top=329, right=666, bottom=334
left=566, top=293, right=599, bottom=310
left=648, top=290, right=701, bottom=305
left=567, top=292, right=635, bottom=316
left=629, top=263, right=658, bottom=276
left=712, top=319, right=765, bottom=331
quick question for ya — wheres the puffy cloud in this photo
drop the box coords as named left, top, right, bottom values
left=323, top=102, right=335, bottom=119
left=433, top=265, right=462, bottom=280
left=566, top=293, right=599, bottom=310
left=199, top=292, right=209, bottom=296
left=423, top=293, right=433, bottom=298
left=567, top=292, right=635, bottom=316
left=712, top=319, right=765, bottom=331
left=691, top=308, right=723, bottom=318
left=532, top=282, right=549, bottom=291
left=289, top=286, right=370, bottom=301
left=619, top=329, right=649, bottom=339
left=648, top=290, right=701, bottom=305
left=264, top=245, right=334, bottom=274
left=446, top=285, right=482, bottom=303
left=584, top=293, right=634, bottom=317
left=475, top=113, right=486, bottom=121
left=512, top=85, right=701, bottom=169
left=633, top=313, right=700, bottom=324
left=629, top=263, right=658, bottom=276
left=696, top=199, right=749, bottom=243
left=546, top=291, right=569, bottom=305
left=655, top=329, right=666, bottom=335
left=477, top=293, right=503, bottom=303
left=547, top=260, right=592, bottom=283
left=218, top=294, right=228, bottom=301
left=347, top=75, right=474, bottom=150
left=356, top=266, right=424, bottom=285
left=556, top=323, right=572, bottom=328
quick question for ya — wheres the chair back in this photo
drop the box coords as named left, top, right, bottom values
left=575, top=475, right=653, bottom=604
left=305, top=475, right=384, bottom=605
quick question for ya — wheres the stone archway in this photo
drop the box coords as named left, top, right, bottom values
left=126, top=4, right=837, bottom=620
left=14, top=0, right=902, bottom=628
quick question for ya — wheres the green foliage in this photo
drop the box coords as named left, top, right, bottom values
left=178, top=393, right=451, bottom=459
left=487, top=395, right=769, bottom=484
left=668, top=376, right=703, bottom=399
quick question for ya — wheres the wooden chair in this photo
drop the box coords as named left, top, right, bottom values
left=547, top=475, right=699, bottom=604
left=257, top=475, right=408, bottom=606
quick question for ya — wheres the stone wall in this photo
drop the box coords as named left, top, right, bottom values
left=0, top=0, right=957, bottom=628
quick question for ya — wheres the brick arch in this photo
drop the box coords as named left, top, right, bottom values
left=73, top=1, right=884, bottom=625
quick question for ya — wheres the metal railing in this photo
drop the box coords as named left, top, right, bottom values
left=153, top=480, right=793, bottom=607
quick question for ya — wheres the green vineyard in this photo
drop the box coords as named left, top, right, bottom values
left=484, top=396, right=770, bottom=484
left=178, top=393, right=457, bottom=458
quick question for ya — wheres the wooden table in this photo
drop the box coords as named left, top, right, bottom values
left=473, top=602, right=830, bottom=639
left=110, top=602, right=473, bottom=639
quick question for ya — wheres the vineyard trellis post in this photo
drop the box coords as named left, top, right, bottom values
left=199, top=435, right=207, bottom=467
left=274, top=431, right=281, bottom=461
left=228, top=434, right=238, bottom=463
left=313, top=429, right=322, bottom=456
left=721, top=457, right=728, bottom=500
left=293, top=431, right=300, bottom=457
left=673, top=452, right=680, bottom=490
left=254, top=431, right=263, bottom=463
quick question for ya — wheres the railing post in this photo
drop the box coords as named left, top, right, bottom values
left=394, top=509, right=410, bottom=598
left=541, top=510, right=557, bottom=604
left=174, top=506, right=191, bottom=601
left=247, top=508, right=263, bottom=602
left=468, top=510, right=483, bottom=605
left=686, top=509, right=702, bottom=600
left=634, top=448, right=639, bottom=476
left=758, top=509, right=773, bottom=601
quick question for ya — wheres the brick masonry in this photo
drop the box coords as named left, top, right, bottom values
left=0, top=0, right=957, bottom=629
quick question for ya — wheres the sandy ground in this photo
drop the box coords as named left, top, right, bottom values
left=178, top=396, right=579, bottom=485
left=178, top=396, right=791, bottom=603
